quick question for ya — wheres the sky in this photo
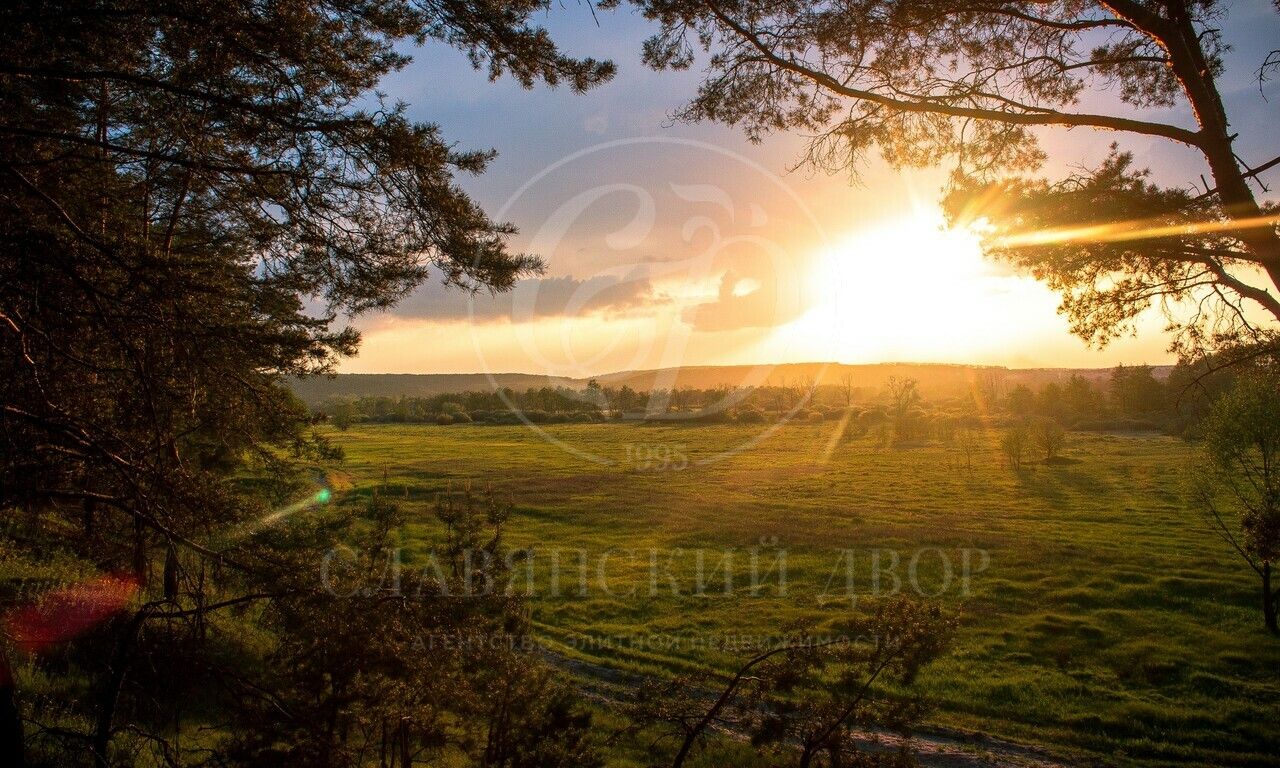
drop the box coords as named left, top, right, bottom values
left=344, top=2, right=1280, bottom=376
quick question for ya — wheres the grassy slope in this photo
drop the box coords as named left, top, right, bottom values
left=328, top=423, right=1279, bottom=767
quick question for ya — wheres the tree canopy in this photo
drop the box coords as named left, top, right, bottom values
left=0, top=1, right=611, bottom=764
left=626, top=0, right=1280, bottom=353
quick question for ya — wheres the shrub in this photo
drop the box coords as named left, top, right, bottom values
left=859, top=407, right=887, bottom=427
left=804, top=409, right=825, bottom=422
left=684, top=409, right=732, bottom=424
left=435, top=413, right=455, bottom=426
left=735, top=407, right=766, bottom=424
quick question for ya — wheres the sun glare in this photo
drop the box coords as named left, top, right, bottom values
left=768, top=210, right=1058, bottom=363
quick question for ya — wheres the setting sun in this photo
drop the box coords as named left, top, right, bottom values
left=762, top=210, right=1060, bottom=364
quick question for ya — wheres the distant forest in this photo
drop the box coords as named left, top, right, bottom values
left=290, top=362, right=1177, bottom=406
left=308, top=361, right=1222, bottom=436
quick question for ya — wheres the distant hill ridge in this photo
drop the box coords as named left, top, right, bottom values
left=288, top=362, right=1172, bottom=406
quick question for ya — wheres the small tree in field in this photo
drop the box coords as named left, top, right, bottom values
left=1193, top=373, right=1280, bottom=634
left=329, top=399, right=357, bottom=431
left=885, top=377, right=921, bottom=443
left=1001, top=423, right=1030, bottom=471
left=955, top=422, right=981, bottom=476
left=1030, top=417, right=1067, bottom=461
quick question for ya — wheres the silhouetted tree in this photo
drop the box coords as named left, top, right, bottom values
left=0, top=1, right=609, bottom=763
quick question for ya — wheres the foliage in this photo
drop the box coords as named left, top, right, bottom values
left=1193, top=370, right=1280, bottom=633
left=0, top=0, right=611, bottom=764
left=630, top=597, right=954, bottom=768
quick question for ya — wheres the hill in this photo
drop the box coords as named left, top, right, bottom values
left=288, top=372, right=579, bottom=405
left=289, top=362, right=1173, bottom=406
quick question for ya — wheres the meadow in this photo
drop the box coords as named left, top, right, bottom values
left=325, top=421, right=1280, bottom=767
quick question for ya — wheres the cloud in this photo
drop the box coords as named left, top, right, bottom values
left=681, top=265, right=808, bottom=332
left=386, top=270, right=665, bottom=324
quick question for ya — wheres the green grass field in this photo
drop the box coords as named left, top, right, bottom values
left=325, top=421, right=1280, bottom=767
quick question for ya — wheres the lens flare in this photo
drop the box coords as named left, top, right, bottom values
left=236, top=486, right=335, bottom=539
left=5, top=574, right=139, bottom=653
left=993, top=212, right=1280, bottom=249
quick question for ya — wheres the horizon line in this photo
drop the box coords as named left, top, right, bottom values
left=323, top=358, right=1178, bottom=379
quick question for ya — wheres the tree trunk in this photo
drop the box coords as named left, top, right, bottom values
left=398, top=718, right=410, bottom=768
left=1264, top=562, right=1278, bottom=636
left=0, top=645, right=24, bottom=768
left=1161, top=8, right=1280, bottom=306
left=798, top=744, right=815, bottom=768
left=92, top=611, right=147, bottom=768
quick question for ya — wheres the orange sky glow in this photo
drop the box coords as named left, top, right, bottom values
left=343, top=4, right=1279, bottom=376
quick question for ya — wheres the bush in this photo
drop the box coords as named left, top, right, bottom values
left=735, top=407, right=766, bottom=424
left=804, top=409, right=825, bottom=422
left=451, top=411, right=473, bottom=424
left=682, top=408, right=732, bottom=424
left=435, top=413, right=455, bottom=426
left=859, top=407, right=887, bottom=427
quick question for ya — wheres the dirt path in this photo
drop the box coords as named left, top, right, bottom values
left=541, top=649, right=1087, bottom=768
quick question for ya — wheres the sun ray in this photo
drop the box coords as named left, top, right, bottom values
left=819, top=406, right=856, bottom=462
left=994, top=212, right=1280, bottom=249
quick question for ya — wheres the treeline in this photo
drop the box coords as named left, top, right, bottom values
left=317, top=363, right=1208, bottom=434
